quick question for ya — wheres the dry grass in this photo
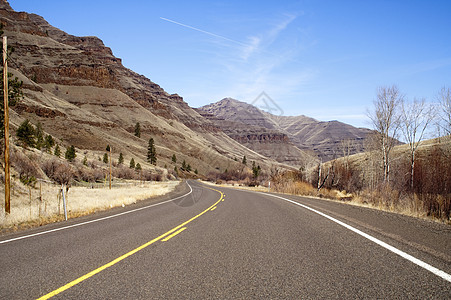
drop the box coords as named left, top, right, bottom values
left=0, top=180, right=179, bottom=229
left=202, top=180, right=269, bottom=192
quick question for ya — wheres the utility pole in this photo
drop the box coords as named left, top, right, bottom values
left=3, top=36, right=10, bottom=214
left=109, top=146, right=112, bottom=189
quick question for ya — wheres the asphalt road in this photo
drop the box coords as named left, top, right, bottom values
left=0, top=180, right=450, bottom=299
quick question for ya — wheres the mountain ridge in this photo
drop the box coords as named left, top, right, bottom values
left=1, top=1, right=288, bottom=176
left=199, top=98, right=372, bottom=162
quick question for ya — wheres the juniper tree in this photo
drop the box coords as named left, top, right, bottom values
left=147, top=137, right=157, bottom=165
left=118, top=152, right=124, bottom=165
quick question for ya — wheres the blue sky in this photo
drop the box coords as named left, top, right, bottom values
left=9, top=0, right=451, bottom=128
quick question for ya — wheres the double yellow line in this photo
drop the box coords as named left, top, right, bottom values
left=37, top=187, right=224, bottom=300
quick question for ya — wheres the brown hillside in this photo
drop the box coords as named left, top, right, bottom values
left=0, top=2, right=286, bottom=175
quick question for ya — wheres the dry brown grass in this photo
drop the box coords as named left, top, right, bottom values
left=0, top=179, right=179, bottom=230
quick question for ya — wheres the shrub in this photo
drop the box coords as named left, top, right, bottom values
left=42, top=159, right=74, bottom=185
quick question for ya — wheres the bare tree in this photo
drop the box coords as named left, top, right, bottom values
left=368, top=85, right=403, bottom=183
left=437, top=86, right=451, bottom=135
left=401, top=98, right=433, bottom=190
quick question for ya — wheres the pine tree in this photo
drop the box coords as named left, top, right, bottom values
left=181, top=160, right=187, bottom=171
left=65, top=145, right=76, bottom=162
left=35, top=122, right=44, bottom=150
left=44, top=134, right=55, bottom=153
left=54, top=144, right=61, bottom=157
left=16, top=119, right=35, bottom=148
left=252, top=161, right=261, bottom=179
left=103, top=153, right=109, bottom=164
left=172, top=154, right=177, bottom=164
left=147, top=137, right=157, bottom=165
left=82, top=156, right=88, bottom=166
left=242, top=155, right=247, bottom=165
left=106, top=144, right=110, bottom=152
left=134, top=122, right=141, bottom=138
left=135, top=163, right=142, bottom=171
left=118, top=152, right=124, bottom=165
left=129, top=158, right=135, bottom=169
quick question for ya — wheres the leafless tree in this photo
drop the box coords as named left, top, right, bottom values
left=401, top=98, right=433, bottom=190
left=437, top=86, right=451, bottom=135
left=367, top=85, right=403, bottom=183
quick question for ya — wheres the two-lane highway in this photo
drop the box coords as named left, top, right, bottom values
left=1, top=180, right=450, bottom=299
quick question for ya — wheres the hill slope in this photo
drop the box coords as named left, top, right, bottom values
left=1, top=1, right=285, bottom=175
left=199, top=98, right=372, bottom=162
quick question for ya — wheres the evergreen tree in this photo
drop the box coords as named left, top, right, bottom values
left=252, top=161, right=261, bottom=179
left=172, top=154, right=177, bottom=164
left=54, top=144, right=61, bottom=157
left=147, top=137, right=157, bottom=165
left=135, top=163, right=142, bottom=171
left=106, top=144, right=110, bottom=152
left=16, top=119, right=35, bottom=148
left=65, top=145, right=76, bottom=162
left=181, top=160, right=187, bottom=171
left=44, top=134, right=55, bottom=153
left=35, top=122, right=44, bottom=149
left=194, top=169, right=198, bottom=175
left=134, top=122, right=141, bottom=138
left=129, top=158, right=135, bottom=169
left=242, top=155, right=247, bottom=165
left=82, top=156, right=88, bottom=166
left=103, top=153, right=109, bottom=164
left=118, top=152, right=124, bottom=165
left=187, top=164, right=192, bottom=172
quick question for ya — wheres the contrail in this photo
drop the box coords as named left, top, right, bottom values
left=160, top=16, right=297, bottom=63
left=160, top=17, right=249, bottom=47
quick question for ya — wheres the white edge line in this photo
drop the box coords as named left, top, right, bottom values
left=0, top=182, right=193, bottom=245
left=235, top=187, right=451, bottom=283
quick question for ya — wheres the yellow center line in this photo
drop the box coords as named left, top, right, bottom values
left=37, top=186, right=224, bottom=300
left=211, top=206, right=217, bottom=211
left=162, top=227, right=187, bottom=242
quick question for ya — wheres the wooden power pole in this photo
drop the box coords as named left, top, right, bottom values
left=3, top=36, right=10, bottom=214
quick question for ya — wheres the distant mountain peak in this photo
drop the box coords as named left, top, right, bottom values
left=200, top=98, right=372, bottom=161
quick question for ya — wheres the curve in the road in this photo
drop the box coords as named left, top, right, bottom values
left=35, top=183, right=224, bottom=300
left=0, top=183, right=193, bottom=245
